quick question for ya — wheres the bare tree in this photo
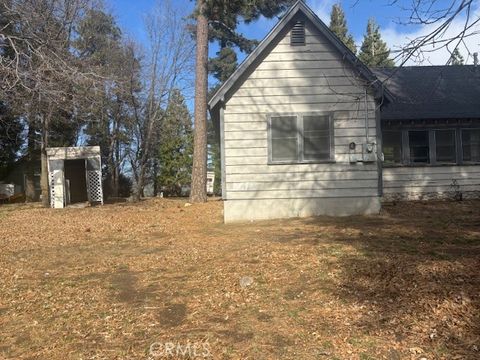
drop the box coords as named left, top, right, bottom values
left=0, top=0, right=104, bottom=206
left=190, top=0, right=209, bottom=203
left=128, top=0, right=194, bottom=201
left=351, top=0, right=480, bottom=65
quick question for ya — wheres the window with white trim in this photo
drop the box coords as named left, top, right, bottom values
left=269, top=114, right=334, bottom=164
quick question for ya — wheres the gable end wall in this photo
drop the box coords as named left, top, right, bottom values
left=222, top=19, right=381, bottom=222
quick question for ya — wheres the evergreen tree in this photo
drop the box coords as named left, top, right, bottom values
left=329, top=3, right=356, bottom=53
left=449, top=48, right=464, bottom=65
left=190, top=0, right=296, bottom=202
left=74, top=9, right=141, bottom=198
left=157, top=90, right=193, bottom=196
left=358, top=18, right=395, bottom=67
left=0, top=102, right=24, bottom=180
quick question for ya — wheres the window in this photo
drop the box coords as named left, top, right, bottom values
left=462, top=129, right=480, bottom=162
left=270, top=116, right=298, bottom=162
left=435, top=129, right=456, bottom=163
left=409, top=130, right=430, bottom=163
left=382, top=130, right=402, bottom=164
left=269, top=114, right=333, bottom=163
left=290, top=21, right=305, bottom=46
left=303, top=115, right=331, bottom=160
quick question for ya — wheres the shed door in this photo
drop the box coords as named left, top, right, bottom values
left=64, top=159, right=88, bottom=203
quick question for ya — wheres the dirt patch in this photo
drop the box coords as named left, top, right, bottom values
left=158, top=303, right=187, bottom=327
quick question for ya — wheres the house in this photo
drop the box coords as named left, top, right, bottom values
left=208, top=1, right=480, bottom=222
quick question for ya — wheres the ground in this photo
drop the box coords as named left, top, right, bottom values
left=0, top=199, right=479, bottom=360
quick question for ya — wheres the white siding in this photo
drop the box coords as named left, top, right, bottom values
left=383, top=166, right=480, bottom=201
left=222, top=20, right=380, bottom=221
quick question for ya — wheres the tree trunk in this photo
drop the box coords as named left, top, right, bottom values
left=25, top=122, right=37, bottom=202
left=40, top=113, right=50, bottom=207
left=190, top=0, right=209, bottom=203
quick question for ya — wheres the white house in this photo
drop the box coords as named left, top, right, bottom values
left=208, top=1, right=480, bottom=222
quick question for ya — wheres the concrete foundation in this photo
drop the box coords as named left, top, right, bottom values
left=224, top=196, right=381, bottom=223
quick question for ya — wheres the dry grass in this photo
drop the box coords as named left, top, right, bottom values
left=0, top=198, right=479, bottom=359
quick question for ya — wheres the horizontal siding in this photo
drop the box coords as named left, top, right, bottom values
left=227, top=170, right=378, bottom=183
left=224, top=103, right=374, bottom=115
left=227, top=188, right=379, bottom=200
left=383, top=166, right=480, bottom=195
left=223, top=19, right=379, bottom=202
left=234, top=86, right=365, bottom=97
left=226, top=163, right=378, bottom=175
left=239, top=77, right=368, bottom=89
left=227, top=179, right=377, bottom=191
left=224, top=119, right=376, bottom=131
left=227, top=94, right=374, bottom=106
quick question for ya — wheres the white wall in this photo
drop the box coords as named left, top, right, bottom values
left=222, top=20, right=380, bottom=222
left=383, top=165, right=480, bottom=201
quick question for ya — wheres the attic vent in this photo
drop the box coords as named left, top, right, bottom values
left=290, top=21, right=305, bottom=46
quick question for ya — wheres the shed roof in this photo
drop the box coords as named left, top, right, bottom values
left=373, top=66, right=480, bottom=120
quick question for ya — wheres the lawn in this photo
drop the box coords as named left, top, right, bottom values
left=0, top=199, right=479, bottom=359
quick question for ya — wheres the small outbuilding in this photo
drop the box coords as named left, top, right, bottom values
left=46, top=146, right=103, bottom=208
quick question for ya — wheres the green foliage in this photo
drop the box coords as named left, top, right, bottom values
left=74, top=8, right=141, bottom=196
left=0, top=102, right=24, bottom=179
left=209, top=47, right=238, bottom=83
left=358, top=18, right=395, bottom=67
left=449, top=48, right=464, bottom=65
left=157, top=90, right=193, bottom=196
left=329, top=3, right=356, bottom=54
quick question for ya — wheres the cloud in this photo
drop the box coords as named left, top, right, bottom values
left=378, top=1, right=480, bottom=65
left=309, top=0, right=337, bottom=23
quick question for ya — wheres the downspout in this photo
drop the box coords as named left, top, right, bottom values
left=364, top=89, right=369, bottom=143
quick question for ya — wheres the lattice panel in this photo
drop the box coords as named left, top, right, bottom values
left=49, top=171, right=56, bottom=208
left=87, top=170, right=103, bottom=203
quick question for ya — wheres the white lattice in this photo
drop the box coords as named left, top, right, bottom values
left=87, top=170, right=103, bottom=203
left=49, top=171, right=56, bottom=208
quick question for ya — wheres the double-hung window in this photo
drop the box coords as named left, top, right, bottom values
left=435, top=129, right=456, bottom=163
left=268, top=113, right=334, bottom=164
left=462, top=129, right=480, bottom=162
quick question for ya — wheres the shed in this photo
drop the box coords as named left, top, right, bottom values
left=46, top=146, right=103, bottom=208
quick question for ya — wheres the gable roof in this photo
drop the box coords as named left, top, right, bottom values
left=208, top=0, right=392, bottom=111
left=373, top=66, right=480, bottom=120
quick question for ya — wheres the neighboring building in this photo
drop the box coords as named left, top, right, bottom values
left=0, top=156, right=41, bottom=200
left=208, top=1, right=480, bottom=222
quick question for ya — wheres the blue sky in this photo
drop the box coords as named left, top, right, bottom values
left=106, top=0, right=480, bottom=67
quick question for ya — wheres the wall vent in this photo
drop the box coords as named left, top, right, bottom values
left=290, top=21, right=305, bottom=46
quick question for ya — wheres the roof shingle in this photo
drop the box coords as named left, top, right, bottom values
left=373, top=66, right=480, bottom=120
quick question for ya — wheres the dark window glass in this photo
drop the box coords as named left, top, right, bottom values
left=435, top=130, right=456, bottom=163
left=462, top=129, right=480, bottom=162
left=271, top=116, right=298, bottom=162
left=383, top=130, right=402, bottom=164
left=409, top=130, right=430, bottom=163
left=303, top=115, right=330, bottom=160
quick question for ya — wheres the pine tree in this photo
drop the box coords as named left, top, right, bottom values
left=157, top=89, right=193, bottom=196
left=329, top=3, right=356, bottom=54
left=449, top=48, right=464, bottom=65
left=358, top=18, right=395, bottom=67
left=191, top=0, right=296, bottom=202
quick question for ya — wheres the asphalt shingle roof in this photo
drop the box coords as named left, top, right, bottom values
left=372, top=66, right=480, bottom=120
